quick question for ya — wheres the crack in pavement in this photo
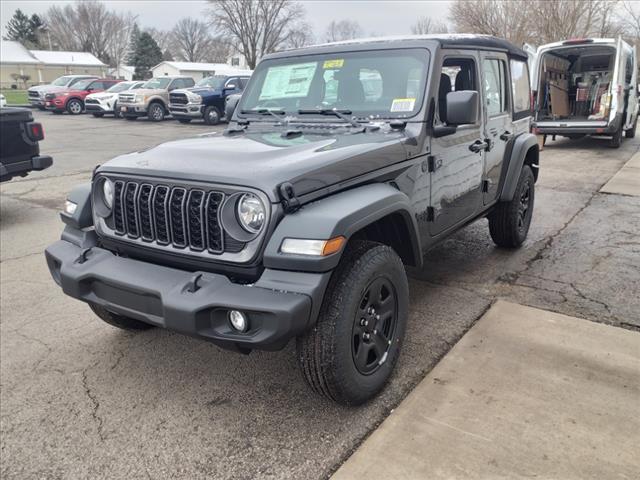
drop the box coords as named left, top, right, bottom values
left=81, top=366, right=105, bottom=442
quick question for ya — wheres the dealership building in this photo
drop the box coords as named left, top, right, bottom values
left=0, top=40, right=107, bottom=88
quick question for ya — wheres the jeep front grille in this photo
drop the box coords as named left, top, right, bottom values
left=169, top=92, right=189, bottom=105
left=112, top=180, right=226, bottom=253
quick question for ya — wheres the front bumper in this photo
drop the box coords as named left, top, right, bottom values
left=169, top=103, right=204, bottom=119
left=85, top=103, right=111, bottom=113
left=45, top=98, right=66, bottom=111
left=29, top=97, right=44, bottom=107
left=45, top=237, right=330, bottom=351
left=119, top=104, right=148, bottom=117
left=0, top=155, right=53, bottom=182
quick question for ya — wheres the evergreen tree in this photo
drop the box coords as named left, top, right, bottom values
left=29, top=14, right=45, bottom=47
left=129, top=30, right=163, bottom=79
left=5, top=9, right=40, bottom=47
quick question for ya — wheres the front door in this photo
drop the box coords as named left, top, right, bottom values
left=429, top=52, right=485, bottom=236
left=479, top=52, right=511, bottom=204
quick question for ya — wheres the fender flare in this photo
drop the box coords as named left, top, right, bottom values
left=499, top=133, right=539, bottom=202
left=263, top=183, right=422, bottom=272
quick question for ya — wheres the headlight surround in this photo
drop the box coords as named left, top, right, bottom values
left=188, top=92, right=202, bottom=103
left=236, top=193, right=265, bottom=234
left=134, top=93, right=146, bottom=103
left=102, top=178, right=114, bottom=210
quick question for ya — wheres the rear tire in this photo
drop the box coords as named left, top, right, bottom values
left=488, top=165, right=535, bottom=248
left=609, top=125, right=623, bottom=148
left=624, top=116, right=637, bottom=138
left=89, top=304, right=155, bottom=331
left=296, top=241, right=408, bottom=406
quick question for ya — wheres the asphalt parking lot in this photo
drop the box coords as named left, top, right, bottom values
left=1, top=111, right=639, bottom=479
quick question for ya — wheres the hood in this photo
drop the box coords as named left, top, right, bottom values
left=98, top=127, right=412, bottom=202
left=172, top=87, right=222, bottom=98
left=30, top=85, right=69, bottom=94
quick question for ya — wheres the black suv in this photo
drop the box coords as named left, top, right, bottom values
left=169, top=72, right=251, bottom=125
left=46, top=35, right=539, bottom=405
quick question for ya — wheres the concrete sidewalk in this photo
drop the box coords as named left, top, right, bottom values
left=601, top=151, right=640, bottom=196
left=332, top=301, right=640, bottom=479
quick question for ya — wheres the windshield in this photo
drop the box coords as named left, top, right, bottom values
left=239, top=48, right=429, bottom=119
left=142, top=78, right=171, bottom=89
left=72, top=79, right=94, bottom=90
left=196, top=76, right=227, bottom=89
left=106, top=82, right=132, bottom=93
left=52, top=76, right=73, bottom=86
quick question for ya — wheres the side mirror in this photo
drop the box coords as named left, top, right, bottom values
left=446, top=90, right=478, bottom=126
left=225, top=84, right=237, bottom=90
left=225, top=93, right=241, bottom=120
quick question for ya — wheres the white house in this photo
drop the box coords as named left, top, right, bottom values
left=150, top=61, right=251, bottom=80
left=0, top=40, right=107, bottom=88
left=108, top=65, right=135, bottom=81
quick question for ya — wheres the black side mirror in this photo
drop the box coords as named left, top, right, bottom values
left=446, top=90, right=478, bottom=126
left=225, top=93, right=241, bottom=120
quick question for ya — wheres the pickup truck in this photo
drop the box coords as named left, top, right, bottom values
left=118, top=76, right=195, bottom=121
left=0, top=107, right=52, bottom=182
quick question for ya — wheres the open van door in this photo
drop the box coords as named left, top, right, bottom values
left=523, top=43, right=538, bottom=89
left=611, top=36, right=625, bottom=122
left=625, top=44, right=638, bottom=132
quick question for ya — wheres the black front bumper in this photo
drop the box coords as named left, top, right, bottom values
left=0, top=155, right=53, bottom=182
left=45, top=238, right=330, bottom=351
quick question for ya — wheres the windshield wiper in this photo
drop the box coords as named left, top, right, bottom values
left=297, top=108, right=363, bottom=130
left=240, top=108, right=286, bottom=124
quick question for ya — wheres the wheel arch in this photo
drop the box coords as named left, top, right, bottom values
left=499, top=133, right=539, bottom=202
left=263, top=183, right=422, bottom=272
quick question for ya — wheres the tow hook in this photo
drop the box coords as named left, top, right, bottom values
left=75, top=247, right=92, bottom=264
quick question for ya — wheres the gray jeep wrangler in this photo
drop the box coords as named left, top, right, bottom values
left=46, top=35, right=539, bottom=405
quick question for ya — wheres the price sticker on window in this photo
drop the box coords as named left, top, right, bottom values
left=390, top=98, right=416, bottom=112
left=323, top=59, right=345, bottom=69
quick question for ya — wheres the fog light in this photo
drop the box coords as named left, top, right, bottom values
left=64, top=200, right=77, bottom=215
left=228, top=310, right=248, bottom=332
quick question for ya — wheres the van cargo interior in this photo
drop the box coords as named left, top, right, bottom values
left=536, top=45, right=616, bottom=122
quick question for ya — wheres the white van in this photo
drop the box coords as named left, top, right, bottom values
left=531, top=37, right=638, bottom=148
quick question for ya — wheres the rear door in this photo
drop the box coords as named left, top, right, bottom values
left=479, top=51, right=511, bottom=205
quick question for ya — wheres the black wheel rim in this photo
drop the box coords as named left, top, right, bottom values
left=517, top=179, right=532, bottom=232
left=351, top=276, right=398, bottom=375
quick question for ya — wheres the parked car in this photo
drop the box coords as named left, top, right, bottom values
left=28, top=75, right=98, bottom=110
left=0, top=94, right=6, bottom=108
left=118, top=76, right=195, bottom=121
left=531, top=37, right=638, bottom=147
left=0, top=107, right=52, bottom=182
left=44, top=79, right=122, bottom=115
left=85, top=81, right=146, bottom=118
left=169, top=71, right=252, bottom=125
left=45, top=35, right=539, bottom=405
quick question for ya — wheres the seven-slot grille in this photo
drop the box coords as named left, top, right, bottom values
left=169, top=92, right=189, bottom=105
left=111, top=180, right=225, bottom=253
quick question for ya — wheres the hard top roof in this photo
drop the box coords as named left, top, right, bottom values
left=266, top=34, right=528, bottom=61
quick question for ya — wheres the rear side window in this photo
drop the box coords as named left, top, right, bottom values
left=483, top=59, right=508, bottom=116
left=510, top=59, right=531, bottom=114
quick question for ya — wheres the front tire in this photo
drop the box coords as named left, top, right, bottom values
left=609, top=125, right=623, bottom=148
left=488, top=165, right=535, bottom=248
left=296, top=241, right=408, bottom=405
left=66, top=98, right=83, bottom=115
left=89, top=304, right=154, bottom=331
left=625, top=116, right=637, bottom=138
left=203, top=106, right=221, bottom=125
left=148, top=102, right=165, bottom=122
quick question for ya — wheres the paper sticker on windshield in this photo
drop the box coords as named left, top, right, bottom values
left=259, top=62, right=318, bottom=100
left=390, top=98, right=416, bottom=112
left=323, top=59, right=344, bottom=69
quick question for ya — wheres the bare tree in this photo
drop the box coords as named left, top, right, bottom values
left=146, top=27, right=173, bottom=57
left=619, top=0, right=640, bottom=45
left=44, top=1, right=136, bottom=66
left=325, top=19, right=362, bottom=42
left=170, top=18, right=215, bottom=62
left=286, top=24, right=314, bottom=49
left=411, top=16, right=449, bottom=35
left=207, top=0, right=307, bottom=69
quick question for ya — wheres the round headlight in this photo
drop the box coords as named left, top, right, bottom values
left=102, top=178, right=114, bottom=209
left=237, top=193, right=265, bottom=234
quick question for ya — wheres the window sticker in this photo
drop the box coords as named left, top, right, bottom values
left=323, top=59, right=345, bottom=69
left=390, top=98, right=416, bottom=112
left=259, top=62, right=318, bottom=100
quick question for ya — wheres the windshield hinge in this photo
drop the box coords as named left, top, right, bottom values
left=278, top=182, right=300, bottom=213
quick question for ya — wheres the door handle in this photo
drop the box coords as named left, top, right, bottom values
left=500, top=131, right=514, bottom=142
left=469, top=140, right=489, bottom=153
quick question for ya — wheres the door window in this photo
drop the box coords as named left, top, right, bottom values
left=483, top=59, right=507, bottom=116
left=437, top=57, right=478, bottom=124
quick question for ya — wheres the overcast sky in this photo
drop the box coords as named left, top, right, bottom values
left=1, top=0, right=453, bottom=40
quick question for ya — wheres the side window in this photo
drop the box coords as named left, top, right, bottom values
left=185, top=78, right=195, bottom=88
left=482, top=59, right=508, bottom=116
left=437, top=57, right=478, bottom=124
left=89, top=81, right=104, bottom=90
left=225, top=77, right=238, bottom=88
left=238, top=77, right=249, bottom=89
left=625, top=51, right=633, bottom=84
left=510, top=59, right=531, bottom=114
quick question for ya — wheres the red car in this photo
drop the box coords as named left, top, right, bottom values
left=45, top=78, right=122, bottom=115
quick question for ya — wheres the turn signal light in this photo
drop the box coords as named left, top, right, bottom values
left=280, top=236, right=346, bottom=256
